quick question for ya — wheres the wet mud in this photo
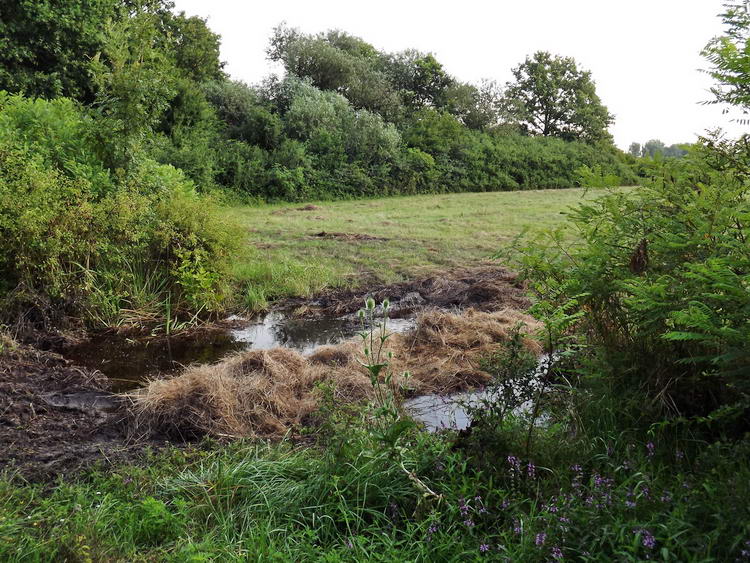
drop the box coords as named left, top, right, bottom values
left=0, top=342, right=149, bottom=480
left=288, top=264, right=531, bottom=318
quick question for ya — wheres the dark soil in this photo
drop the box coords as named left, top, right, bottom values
left=311, top=231, right=389, bottom=241
left=287, top=264, right=531, bottom=318
left=0, top=342, right=167, bottom=481
left=270, top=204, right=323, bottom=215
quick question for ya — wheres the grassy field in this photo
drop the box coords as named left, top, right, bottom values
left=229, top=188, right=603, bottom=309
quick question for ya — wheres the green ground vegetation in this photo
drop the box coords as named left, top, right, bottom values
left=230, top=187, right=609, bottom=310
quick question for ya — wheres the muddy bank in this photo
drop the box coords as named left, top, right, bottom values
left=288, top=265, right=531, bottom=318
left=0, top=340, right=153, bottom=480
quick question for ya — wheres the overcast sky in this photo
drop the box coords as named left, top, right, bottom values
left=172, top=0, right=747, bottom=150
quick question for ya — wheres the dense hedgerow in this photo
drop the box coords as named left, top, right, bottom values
left=0, top=93, right=238, bottom=326
left=193, top=78, right=635, bottom=202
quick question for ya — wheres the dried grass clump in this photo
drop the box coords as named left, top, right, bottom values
left=129, top=308, right=542, bottom=439
left=387, top=308, right=543, bottom=394
left=0, top=330, right=17, bottom=356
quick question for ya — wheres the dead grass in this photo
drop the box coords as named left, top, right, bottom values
left=129, top=308, right=542, bottom=439
left=0, top=330, right=17, bottom=356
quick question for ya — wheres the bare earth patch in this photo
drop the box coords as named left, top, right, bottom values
left=311, top=231, right=389, bottom=241
left=289, top=264, right=531, bottom=317
left=0, top=343, right=141, bottom=480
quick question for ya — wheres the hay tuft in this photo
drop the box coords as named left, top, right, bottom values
left=129, top=308, right=542, bottom=439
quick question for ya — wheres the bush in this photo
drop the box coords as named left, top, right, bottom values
left=511, top=140, right=750, bottom=423
left=0, top=93, right=238, bottom=326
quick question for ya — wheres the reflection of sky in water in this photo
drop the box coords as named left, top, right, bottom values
left=404, top=356, right=553, bottom=432
left=231, top=313, right=414, bottom=355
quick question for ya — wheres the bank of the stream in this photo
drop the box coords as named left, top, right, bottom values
left=0, top=265, right=539, bottom=479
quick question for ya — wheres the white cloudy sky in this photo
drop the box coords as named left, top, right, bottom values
left=172, top=0, right=747, bottom=149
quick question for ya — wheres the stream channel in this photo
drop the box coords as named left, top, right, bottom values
left=63, top=312, right=548, bottom=431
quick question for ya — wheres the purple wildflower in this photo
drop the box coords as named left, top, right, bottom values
left=346, top=539, right=353, bottom=549
left=479, top=543, right=490, bottom=553
left=535, top=532, right=547, bottom=546
left=675, top=450, right=684, bottom=461
left=527, top=462, right=536, bottom=478
left=464, top=519, right=475, bottom=527
left=500, top=499, right=511, bottom=510
left=646, top=442, right=655, bottom=458
left=551, top=546, right=564, bottom=560
left=507, top=455, right=521, bottom=471
left=513, top=519, right=522, bottom=535
left=634, top=528, right=656, bottom=550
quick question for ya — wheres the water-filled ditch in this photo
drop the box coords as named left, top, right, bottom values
left=65, top=312, right=415, bottom=392
left=64, top=310, right=550, bottom=433
left=403, top=355, right=553, bottom=431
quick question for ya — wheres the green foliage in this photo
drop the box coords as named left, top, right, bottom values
left=703, top=1, right=750, bottom=118
left=0, top=0, right=120, bottom=101
left=576, top=164, right=622, bottom=188
left=512, top=141, right=750, bottom=420
left=2, top=416, right=750, bottom=561
left=0, top=93, right=237, bottom=326
left=90, top=8, right=180, bottom=172
left=502, top=51, right=614, bottom=143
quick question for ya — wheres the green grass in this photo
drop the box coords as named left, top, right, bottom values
left=228, top=188, right=610, bottom=310
left=2, top=411, right=748, bottom=562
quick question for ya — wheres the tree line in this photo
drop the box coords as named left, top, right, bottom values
left=1, top=2, right=634, bottom=203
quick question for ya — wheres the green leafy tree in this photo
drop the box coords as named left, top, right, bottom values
left=442, top=80, right=504, bottom=130
left=703, top=1, right=750, bottom=119
left=90, top=8, right=179, bottom=171
left=164, top=12, right=225, bottom=83
left=267, top=24, right=401, bottom=120
left=642, top=138, right=666, bottom=157
left=0, top=0, right=120, bottom=101
left=203, top=80, right=281, bottom=149
left=628, top=142, right=642, bottom=157
left=502, top=51, right=613, bottom=143
left=384, top=50, right=455, bottom=110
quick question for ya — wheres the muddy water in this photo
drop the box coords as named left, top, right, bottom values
left=65, top=312, right=415, bottom=392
